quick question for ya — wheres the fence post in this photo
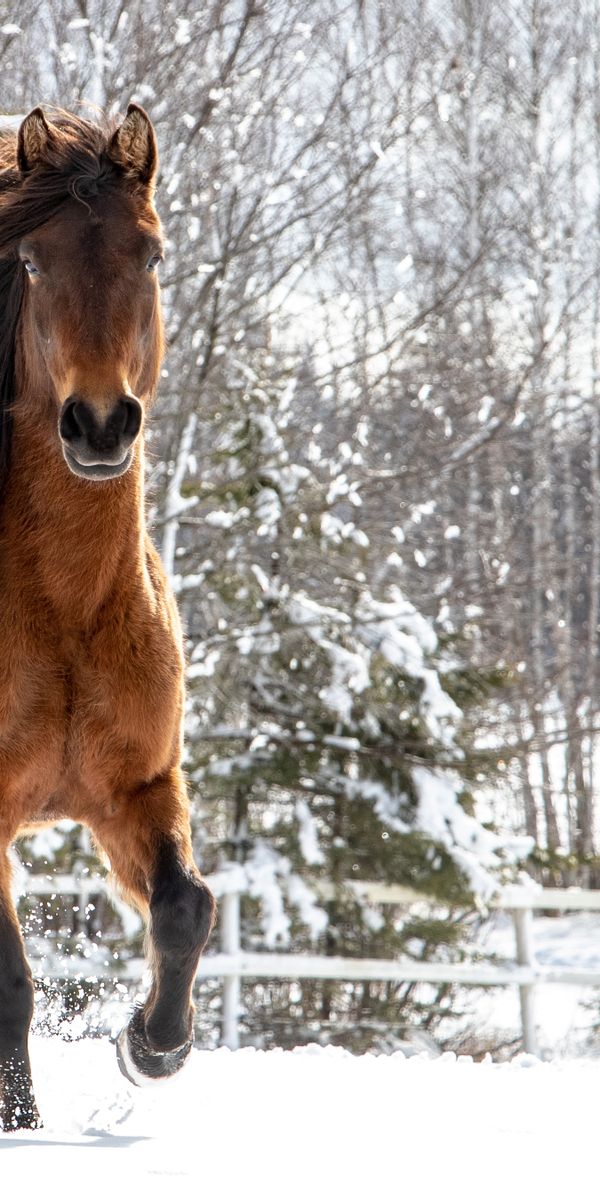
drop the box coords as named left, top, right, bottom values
left=220, top=888, right=241, bottom=1050
left=513, top=906, right=538, bottom=1056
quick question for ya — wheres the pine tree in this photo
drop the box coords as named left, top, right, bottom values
left=179, top=345, right=529, bottom=1049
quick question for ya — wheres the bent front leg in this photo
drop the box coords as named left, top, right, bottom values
left=0, top=855, right=41, bottom=1130
left=119, top=840, right=215, bottom=1083
left=146, top=837, right=215, bottom=1052
left=89, top=770, right=216, bottom=1085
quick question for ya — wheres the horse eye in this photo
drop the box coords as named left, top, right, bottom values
left=146, top=253, right=162, bottom=273
left=23, top=259, right=40, bottom=277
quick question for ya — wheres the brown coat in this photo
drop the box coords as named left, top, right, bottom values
left=0, top=105, right=215, bottom=1130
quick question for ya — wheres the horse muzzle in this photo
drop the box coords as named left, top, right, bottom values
left=59, top=394, right=143, bottom=480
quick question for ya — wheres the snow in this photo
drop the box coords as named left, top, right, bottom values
left=318, top=641, right=370, bottom=721
left=286, top=874, right=328, bottom=937
left=222, top=841, right=328, bottom=945
left=295, top=797, right=325, bottom=865
left=6, top=1036, right=600, bottom=1199
left=475, top=910, right=600, bottom=1051
left=174, top=17, right=191, bottom=46
left=342, top=774, right=410, bottom=833
left=204, top=508, right=238, bottom=528
left=320, top=512, right=369, bottom=546
left=254, top=485, right=281, bottom=535
left=412, top=766, right=531, bottom=899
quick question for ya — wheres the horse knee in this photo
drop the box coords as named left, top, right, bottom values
left=150, top=865, right=216, bottom=961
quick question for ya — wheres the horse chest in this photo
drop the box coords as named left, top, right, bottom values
left=68, top=624, right=183, bottom=781
left=74, top=648, right=180, bottom=766
left=1, top=616, right=182, bottom=818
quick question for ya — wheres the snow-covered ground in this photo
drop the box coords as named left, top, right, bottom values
left=5, top=913, right=600, bottom=1196
left=2, top=1037, right=599, bottom=1199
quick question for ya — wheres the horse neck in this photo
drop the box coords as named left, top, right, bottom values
left=4, top=403, right=147, bottom=627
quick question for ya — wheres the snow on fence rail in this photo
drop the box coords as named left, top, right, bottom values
left=20, top=873, right=600, bottom=1056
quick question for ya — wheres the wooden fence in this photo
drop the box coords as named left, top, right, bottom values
left=20, top=872, right=600, bottom=1056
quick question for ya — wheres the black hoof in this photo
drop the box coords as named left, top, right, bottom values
left=1, top=1103, right=43, bottom=1132
left=0, top=1058, right=43, bottom=1131
left=115, top=1007, right=192, bottom=1087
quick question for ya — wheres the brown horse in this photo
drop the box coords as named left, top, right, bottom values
left=0, top=104, right=216, bottom=1130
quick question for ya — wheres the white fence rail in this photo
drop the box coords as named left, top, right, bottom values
left=19, top=873, right=600, bottom=1055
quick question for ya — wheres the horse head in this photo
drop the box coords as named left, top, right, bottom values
left=15, top=104, right=164, bottom=481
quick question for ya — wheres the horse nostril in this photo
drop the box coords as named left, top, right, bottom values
left=121, top=396, right=142, bottom=441
left=59, top=398, right=86, bottom=444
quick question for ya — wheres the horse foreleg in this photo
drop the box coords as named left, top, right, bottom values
left=0, top=852, right=41, bottom=1130
left=89, top=770, right=216, bottom=1086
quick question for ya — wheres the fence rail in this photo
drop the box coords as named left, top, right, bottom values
left=18, top=872, right=600, bottom=1055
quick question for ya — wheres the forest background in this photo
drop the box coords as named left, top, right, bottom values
left=2, top=0, right=596, bottom=1052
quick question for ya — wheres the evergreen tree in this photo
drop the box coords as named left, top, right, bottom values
left=177, top=345, right=529, bottom=1049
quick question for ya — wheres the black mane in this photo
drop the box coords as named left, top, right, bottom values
left=0, top=254, right=20, bottom=490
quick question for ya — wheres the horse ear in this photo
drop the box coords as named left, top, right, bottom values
left=108, top=104, right=158, bottom=187
left=17, top=107, right=53, bottom=175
